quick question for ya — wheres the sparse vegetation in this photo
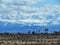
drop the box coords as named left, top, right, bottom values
left=0, top=29, right=60, bottom=45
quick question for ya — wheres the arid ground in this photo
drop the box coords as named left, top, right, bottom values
left=0, top=33, right=60, bottom=45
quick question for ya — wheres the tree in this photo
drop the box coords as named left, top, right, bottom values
left=44, top=28, right=48, bottom=38
left=32, top=31, right=35, bottom=35
left=38, top=30, right=40, bottom=34
left=36, top=30, right=40, bottom=35
left=27, top=31, right=31, bottom=34
left=44, top=28, right=48, bottom=34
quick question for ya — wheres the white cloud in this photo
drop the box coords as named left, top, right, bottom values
left=2, top=0, right=46, bottom=5
left=51, top=16, right=60, bottom=25
left=0, top=0, right=60, bottom=26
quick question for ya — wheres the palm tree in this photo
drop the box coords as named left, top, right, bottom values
left=44, top=28, right=48, bottom=38
left=38, top=30, right=40, bottom=34
left=45, top=28, right=48, bottom=34
left=27, top=31, right=31, bottom=34
left=36, top=30, right=40, bottom=35
left=32, top=31, right=35, bottom=35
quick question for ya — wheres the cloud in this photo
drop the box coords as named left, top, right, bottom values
left=2, top=0, right=46, bottom=5
left=0, top=0, right=60, bottom=26
left=51, top=16, right=60, bottom=25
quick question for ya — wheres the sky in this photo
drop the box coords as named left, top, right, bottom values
left=0, top=0, right=60, bottom=33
